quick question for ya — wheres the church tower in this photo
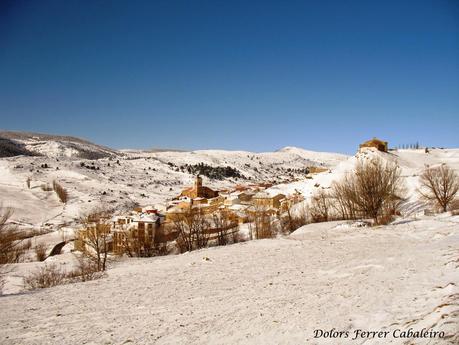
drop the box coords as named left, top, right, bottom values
left=194, top=175, right=203, bottom=194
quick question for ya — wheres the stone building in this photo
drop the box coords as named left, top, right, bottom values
left=359, top=138, right=388, bottom=153
left=180, top=175, right=219, bottom=199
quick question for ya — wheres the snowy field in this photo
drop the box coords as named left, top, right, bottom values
left=1, top=215, right=458, bottom=345
left=1, top=134, right=459, bottom=344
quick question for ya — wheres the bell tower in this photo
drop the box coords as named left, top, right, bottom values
left=194, top=175, right=202, bottom=192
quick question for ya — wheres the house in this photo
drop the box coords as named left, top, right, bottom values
left=252, top=192, right=286, bottom=209
left=359, top=138, right=388, bottom=153
left=208, top=196, right=225, bottom=206
left=142, top=206, right=158, bottom=214
left=75, top=213, right=113, bottom=253
left=112, top=213, right=164, bottom=255
left=238, top=191, right=255, bottom=203
left=180, top=175, right=219, bottom=199
left=224, top=195, right=241, bottom=206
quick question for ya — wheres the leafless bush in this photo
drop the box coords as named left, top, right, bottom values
left=450, top=199, right=459, bottom=216
left=72, top=255, right=102, bottom=282
left=418, top=164, right=459, bottom=213
left=24, top=264, right=67, bottom=290
left=172, top=208, right=211, bottom=253
left=310, top=189, right=332, bottom=223
left=330, top=175, right=358, bottom=220
left=331, top=158, right=405, bottom=224
left=53, top=180, right=68, bottom=203
left=34, top=243, right=47, bottom=261
left=0, top=206, right=30, bottom=293
left=26, top=177, right=31, bottom=189
left=376, top=213, right=395, bottom=225
left=279, top=202, right=309, bottom=233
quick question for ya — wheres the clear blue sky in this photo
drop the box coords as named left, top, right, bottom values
left=0, top=0, right=458, bottom=153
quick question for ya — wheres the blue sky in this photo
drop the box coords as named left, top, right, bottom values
left=0, top=0, right=458, bottom=153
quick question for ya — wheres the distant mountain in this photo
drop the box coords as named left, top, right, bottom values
left=0, top=131, right=118, bottom=159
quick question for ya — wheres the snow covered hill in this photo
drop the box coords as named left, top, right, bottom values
left=1, top=132, right=458, bottom=230
left=1, top=215, right=458, bottom=344
left=0, top=132, right=349, bottom=226
left=0, top=131, right=117, bottom=159
left=267, top=148, right=459, bottom=216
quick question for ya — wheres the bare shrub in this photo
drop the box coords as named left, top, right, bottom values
left=310, top=189, right=332, bottom=223
left=26, top=177, right=31, bottom=189
left=0, top=207, right=29, bottom=293
left=330, top=175, right=358, bottom=220
left=34, top=243, right=47, bottom=261
left=279, top=202, right=309, bottom=234
left=418, top=164, right=459, bottom=213
left=53, top=180, right=68, bottom=203
left=172, top=208, right=211, bottom=253
left=450, top=199, right=459, bottom=216
left=72, top=255, right=101, bottom=282
left=376, top=213, right=395, bottom=226
left=331, top=158, right=405, bottom=224
left=24, top=264, right=67, bottom=290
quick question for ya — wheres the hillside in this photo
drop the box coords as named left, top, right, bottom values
left=1, top=215, right=458, bottom=344
left=267, top=148, right=459, bottom=216
left=0, top=131, right=118, bottom=159
left=0, top=132, right=349, bottom=226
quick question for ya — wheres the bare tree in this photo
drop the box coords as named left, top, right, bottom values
left=310, top=189, right=332, bottom=223
left=247, top=204, right=275, bottom=239
left=78, top=210, right=112, bottom=271
left=172, top=207, right=211, bottom=253
left=419, top=164, right=459, bottom=212
left=331, top=158, right=405, bottom=224
left=212, top=209, right=237, bottom=246
left=26, top=177, right=31, bottom=189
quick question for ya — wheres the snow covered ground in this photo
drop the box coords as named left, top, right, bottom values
left=1, top=133, right=459, bottom=344
left=0, top=214, right=458, bottom=344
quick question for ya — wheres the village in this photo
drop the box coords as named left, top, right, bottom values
left=75, top=138, right=392, bottom=258
left=76, top=173, right=306, bottom=257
